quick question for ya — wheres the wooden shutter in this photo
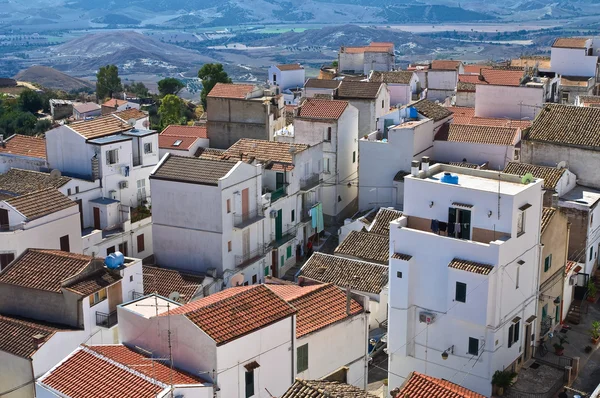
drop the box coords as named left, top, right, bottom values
left=455, top=282, right=467, bottom=303
left=60, top=235, right=70, bottom=252
left=514, top=321, right=520, bottom=343
left=508, top=324, right=514, bottom=348
left=137, top=234, right=145, bottom=253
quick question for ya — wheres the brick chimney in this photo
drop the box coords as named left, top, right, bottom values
left=32, top=334, right=46, bottom=350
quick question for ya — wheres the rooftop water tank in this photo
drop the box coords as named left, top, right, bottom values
left=408, top=107, right=418, bottom=119
left=441, top=172, right=459, bottom=185
left=105, top=251, right=125, bottom=269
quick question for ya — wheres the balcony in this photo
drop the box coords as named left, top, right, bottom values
left=301, top=202, right=319, bottom=223
left=235, top=246, right=267, bottom=268
left=133, top=155, right=142, bottom=167
left=233, top=208, right=265, bottom=229
left=270, top=185, right=288, bottom=202
left=96, top=310, right=118, bottom=328
left=300, top=173, right=321, bottom=191
left=271, top=225, right=297, bottom=247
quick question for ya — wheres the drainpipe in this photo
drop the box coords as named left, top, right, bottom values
left=363, top=296, right=369, bottom=391
left=291, top=315, right=296, bottom=384
left=561, top=223, right=571, bottom=322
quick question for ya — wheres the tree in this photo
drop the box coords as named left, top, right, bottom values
left=19, top=89, right=43, bottom=114
left=198, top=63, right=231, bottom=109
left=158, top=95, right=185, bottom=128
left=96, top=65, right=123, bottom=101
left=124, top=81, right=149, bottom=97
left=157, top=78, right=185, bottom=97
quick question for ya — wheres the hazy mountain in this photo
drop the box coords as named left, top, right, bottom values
left=13, top=65, right=94, bottom=91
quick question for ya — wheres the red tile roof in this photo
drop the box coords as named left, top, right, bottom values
left=396, top=372, right=486, bottom=398
left=342, top=42, right=393, bottom=54
left=297, top=98, right=348, bottom=120
left=462, top=64, right=492, bottom=74
left=431, top=60, right=462, bottom=71
left=158, top=135, right=199, bottom=150
left=207, top=83, right=255, bottom=99
left=268, top=284, right=362, bottom=337
left=0, top=314, right=71, bottom=358
left=0, top=249, right=92, bottom=293
left=102, top=98, right=128, bottom=108
left=552, top=37, right=589, bottom=49
left=142, top=265, right=204, bottom=303
left=6, top=188, right=77, bottom=220
left=112, top=108, right=147, bottom=122
left=64, top=269, right=121, bottom=296
left=458, top=69, right=524, bottom=86
left=277, top=64, right=304, bottom=71
left=435, top=123, right=519, bottom=146
left=447, top=107, right=532, bottom=128
left=0, top=134, right=46, bottom=159
left=167, top=285, right=295, bottom=345
left=224, top=138, right=308, bottom=170
left=161, top=125, right=208, bottom=138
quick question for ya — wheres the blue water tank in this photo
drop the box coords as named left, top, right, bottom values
left=409, top=107, right=418, bottom=119
left=105, top=251, right=125, bottom=269
left=441, top=172, right=459, bottom=185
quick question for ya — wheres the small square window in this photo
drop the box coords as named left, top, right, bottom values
left=144, top=143, right=153, bottom=154
left=252, top=274, right=257, bottom=284
left=227, top=199, right=231, bottom=214
left=468, top=337, right=479, bottom=355
left=291, top=209, right=295, bottom=222
left=130, top=275, right=133, bottom=282
left=397, top=271, right=402, bottom=278
left=67, top=188, right=72, bottom=195
left=75, top=186, right=80, bottom=194
left=106, top=149, right=119, bottom=165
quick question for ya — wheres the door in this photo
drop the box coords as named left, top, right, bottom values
left=93, top=207, right=101, bottom=230
left=0, top=209, right=8, bottom=231
left=242, top=229, right=250, bottom=260
left=241, top=188, right=249, bottom=222
left=107, top=281, right=123, bottom=312
left=60, top=235, right=70, bottom=252
left=271, top=249, right=278, bottom=278
left=76, top=199, right=84, bottom=229
left=276, top=172, right=284, bottom=190
left=460, top=209, right=471, bottom=240
left=524, top=324, right=532, bottom=360
left=275, top=209, right=283, bottom=241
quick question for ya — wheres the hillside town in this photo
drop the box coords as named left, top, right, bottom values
left=1, top=36, right=600, bottom=398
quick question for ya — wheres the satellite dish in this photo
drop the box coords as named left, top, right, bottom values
left=127, top=118, right=137, bottom=127
left=521, top=173, right=535, bottom=184
left=288, top=146, right=297, bottom=154
left=49, top=169, right=62, bottom=179
left=142, top=120, right=150, bottom=128
left=557, top=161, right=567, bottom=169
left=168, top=291, right=181, bottom=302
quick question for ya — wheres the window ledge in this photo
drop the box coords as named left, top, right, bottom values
left=517, top=232, right=525, bottom=237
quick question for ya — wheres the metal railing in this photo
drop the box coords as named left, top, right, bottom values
left=235, top=246, right=267, bottom=268
left=233, top=208, right=264, bottom=228
left=300, top=174, right=320, bottom=191
left=96, top=310, right=118, bottom=328
left=271, top=225, right=297, bottom=246
left=533, top=345, right=574, bottom=369
left=270, top=185, right=288, bottom=202
left=0, top=223, right=25, bottom=232
left=540, top=316, right=553, bottom=337
left=132, top=291, right=145, bottom=300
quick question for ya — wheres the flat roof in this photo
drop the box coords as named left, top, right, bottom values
left=559, top=185, right=600, bottom=208
left=121, top=295, right=180, bottom=318
left=87, top=134, right=131, bottom=145
left=123, top=128, right=155, bottom=137
left=89, top=197, right=120, bottom=205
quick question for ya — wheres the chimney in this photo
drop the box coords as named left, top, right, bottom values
left=552, top=194, right=559, bottom=209
left=410, top=160, right=420, bottom=177
left=478, top=73, right=485, bottom=82
left=32, top=334, right=46, bottom=350
left=346, top=285, right=351, bottom=316
left=421, top=156, right=430, bottom=173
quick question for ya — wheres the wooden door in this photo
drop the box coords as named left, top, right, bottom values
left=271, top=250, right=278, bottom=278
left=0, top=208, right=8, bottom=231
left=524, top=324, right=532, bottom=360
left=107, top=282, right=123, bottom=312
left=76, top=199, right=84, bottom=229
left=242, top=188, right=249, bottom=221
left=93, top=207, right=101, bottom=230
left=242, top=229, right=250, bottom=258
left=275, top=209, right=283, bottom=241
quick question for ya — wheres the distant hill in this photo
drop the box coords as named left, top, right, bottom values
left=91, top=14, right=141, bottom=25
left=13, top=66, right=94, bottom=92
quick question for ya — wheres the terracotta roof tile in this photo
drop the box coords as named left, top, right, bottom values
left=566, top=260, right=579, bottom=274
left=224, top=138, right=308, bottom=170
left=0, top=249, right=92, bottom=292
left=396, top=371, right=486, bottom=398
left=0, top=168, right=71, bottom=196
left=112, top=108, right=147, bottom=121
left=158, top=135, right=198, bottom=150
left=5, top=188, right=76, bottom=220
left=304, top=78, right=342, bottom=89
left=449, top=161, right=481, bottom=169
left=552, top=37, right=589, bottom=49
left=431, top=60, right=462, bottom=71
left=540, top=207, right=557, bottom=235
left=297, top=98, right=348, bottom=120
left=151, top=155, right=237, bottom=186
left=277, top=64, right=304, bottom=71
left=67, top=115, right=131, bottom=139
left=524, top=104, right=600, bottom=148
left=457, top=81, right=476, bottom=92
left=342, top=45, right=393, bottom=54
left=510, top=57, right=551, bottom=70
left=102, top=98, right=128, bottom=108
left=436, top=123, right=519, bottom=146
left=447, top=107, right=532, bottom=128
left=64, top=269, right=121, bottom=296
left=142, top=265, right=204, bottom=303
left=161, top=124, right=207, bottom=138
left=73, top=102, right=100, bottom=114
left=195, top=147, right=226, bottom=159
left=503, top=162, right=565, bottom=190
left=0, top=134, right=46, bottom=159
left=459, top=69, right=524, bottom=86
left=370, top=208, right=403, bottom=235
left=370, top=71, right=414, bottom=84
left=0, top=314, right=71, bottom=358
left=335, top=231, right=389, bottom=264
left=391, top=253, right=412, bottom=261
left=448, top=258, right=494, bottom=275
left=207, top=83, right=255, bottom=99
left=411, top=99, right=453, bottom=122
left=283, top=379, right=378, bottom=398
left=265, top=284, right=324, bottom=301
left=462, top=64, right=493, bottom=74
left=561, top=76, right=593, bottom=87
left=300, top=253, right=388, bottom=294
left=337, top=81, right=384, bottom=99
left=168, top=285, right=295, bottom=345
left=579, top=96, right=600, bottom=104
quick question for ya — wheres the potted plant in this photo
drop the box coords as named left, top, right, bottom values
left=588, top=280, right=597, bottom=303
left=585, top=345, right=593, bottom=353
left=553, top=335, right=569, bottom=356
left=591, top=321, right=600, bottom=344
left=491, top=370, right=517, bottom=396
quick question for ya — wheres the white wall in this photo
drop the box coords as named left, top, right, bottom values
left=339, top=52, right=364, bottom=74
left=551, top=45, right=598, bottom=77
left=475, top=85, right=543, bottom=120
left=388, top=85, right=411, bottom=107
left=268, top=67, right=305, bottom=91
left=433, top=141, right=515, bottom=171
left=0, top=352, right=34, bottom=398
left=456, top=91, right=476, bottom=107
left=0, top=154, right=47, bottom=174
left=427, top=71, right=457, bottom=91
left=46, top=125, right=95, bottom=178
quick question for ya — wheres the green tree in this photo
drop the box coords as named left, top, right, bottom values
left=198, top=63, right=231, bottom=109
left=124, top=81, right=149, bottom=97
left=19, top=89, right=43, bottom=114
left=35, top=119, right=52, bottom=133
left=96, top=65, right=123, bottom=101
left=158, top=95, right=185, bottom=128
left=157, top=78, right=185, bottom=97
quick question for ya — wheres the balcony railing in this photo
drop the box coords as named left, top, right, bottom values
left=301, top=203, right=318, bottom=223
left=540, top=315, right=553, bottom=337
left=96, top=310, right=118, bottom=328
left=271, top=225, right=297, bottom=247
left=234, top=208, right=264, bottom=228
left=235, top=246, right=267, bottom=268
left=270, top=185, right=288, bottom=202
left=300, top=173, right=321, bottom=191
left=0, top=222, right=25, bottom=232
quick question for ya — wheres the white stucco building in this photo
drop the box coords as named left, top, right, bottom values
left=368, top=70, right=420, bottom=107
left=158, top=124, right=209, bottom=158
left=387, top=164, right=543, bottom=396
left=268, top=64, right=306, bottom=104
left=336, top=81, right=389, bottom=137
left=338, top=42, right=395, bottom=75
left=426, top=60, right=463, bottom=102
left=551, top=37, right=599, bottom=78
left=0, top=134, right=48, bottom=173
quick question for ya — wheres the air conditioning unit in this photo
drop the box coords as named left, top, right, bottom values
left=118, top=181, right=128, bottom=189
left=269, top=210, right=277, bottom=219
left=513, top=149, right=520, bottom=161
left=109, top=190, right=117, bottom=200
left=569, top=275, right=577, bottom=286
left=419, top=312, right=435, bottom=324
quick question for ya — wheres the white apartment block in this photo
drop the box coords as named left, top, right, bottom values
left=338, top=42, right=395, bottom=75
left=0, top=134, right=48, bottom=173
left=387, top=164, right=543, bottom=396
left=551, top=37, right=599, bottom=78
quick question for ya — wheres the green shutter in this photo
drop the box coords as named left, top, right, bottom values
left=297, top=344, right=308, bottom=373
left=455, top=282, right=467, bottom=303
left=555, top=303, right=560, bottom=322
left=264, top=266, right=269, bottom=277
left=291, top=209, right=295, bottom=222
left=287, top=245, right=292, bottom=259
left=281, top=255, right=284, bottom=267
left=353, top=151, right=356, bottom=163
left=508, top=325, right=514, bottom=348
left=542, top=304, right=548, bottom=319
left=544, top=256, right=550, bottom=272
left=514, top=321, right=520, bottom=343
left=468, top=337, right=479, bottom=355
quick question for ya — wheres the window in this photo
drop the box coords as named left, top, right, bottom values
left=106, top=246, right=115, bottom=256
left=516, top=264, right=520, bottom=289
left=326, top=127, right=332, bottom=142
left=555, top=301, right=560, bottom=322
left=228, top=241, right=232, bottom=252
left=281, top=255, right=284, bottom=267
left=67, top=188, right=72, bottom=196
left=60, top=235, right=70, bottom=252
left=118, top=242, right=128, bottom=256
left=544, top=254, right=552, bottom=272
left=455, top=282, right=467, bottom=303
left=106, top=149, right=119, bottom=165
left=508, top=321, right=520, bottom=348
left=227, top=199, right=231, bottom=213
left=90, top=289, right=107, bottom=306
left=137, top=179, right=147, bottom=201
left=381, top=99, right=385, bottom=109
left=562, top=92, right=569, bottom=103
left=264, top=266, right=269, bottom=277
left=130, top=275, right=134, bottom=282
left=591, top=247, right=594, bottom=262
left=144, top=142, right=153, bottom=154
left=0, top=253, right=15, bottom=270
left=352, top=151, right=356, bottom=164
left=137, top=234, right=145, bottom=253
left=317, top=159, right=322, bottom=173
left=252, top=274, right=257, bottom=284
left=291, top=209, right=295, bottom=222
left=245, top=370, right=255, bottom=398
left=468, top=337, right=479, bottom=355
left=287, top=245, right=292, bottom=259
left=297, top=343, right=309, bottom=373
left=397, top=271, right=402, bottom=278
left=324, top=158, right=330, bottom=174
left=75, top=186, right=80, bottom=194
left=173, top=140, right=183, bottom=147
left=517, top=210, right=525, bottom=236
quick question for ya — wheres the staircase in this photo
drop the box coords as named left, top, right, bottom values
left=566, top=300, right=583, bottom=324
